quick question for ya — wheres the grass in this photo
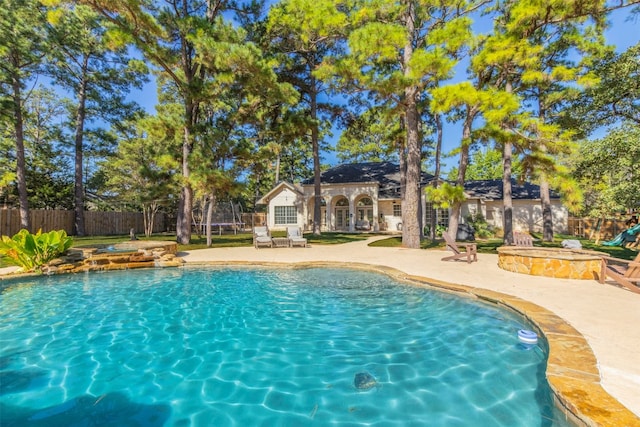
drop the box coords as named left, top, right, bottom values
left=369, top=232, right=638, bottom=260
left=1, top=230, right=636, bottom=269
left=69, top=231, right=375, bottom=252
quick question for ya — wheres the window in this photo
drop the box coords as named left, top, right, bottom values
left=393, top=204, right=401, bottom=216
left=274, top=206, right=297, bottom=225
left=425, top=202, right=449, bottom=228
left=357, top=208, right=373, bottom=221
left=357, top=197, right=372, bottom=207
left=357, top=197, right=373, bottom=221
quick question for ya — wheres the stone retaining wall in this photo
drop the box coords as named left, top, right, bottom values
left=43, top=241, right=183, bottom=274
left=497, top=247, right=605, bottom=280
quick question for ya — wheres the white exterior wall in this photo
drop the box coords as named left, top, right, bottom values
left=460, top=199, right=568, bottom=233
left=265, top=187, right=305, bottom=231
left=263, top=182, right=446, bottom=233
left=302, top=183, right=380, bottom=232
left=378, top=200, right=402, bottom=231
left=262, top=180, right=570, bottom=235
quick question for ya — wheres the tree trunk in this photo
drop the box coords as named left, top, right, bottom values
left=403, top=100, right=422, bottom=248
left=311, top=74, right=322, bottom=236
left=433, top=114, right=443, bottom=186
left=401, top=1, right=421, bottom=249
left=538, top=103, right=553, bottom=241
left=206, top=193, right=215, bottom=247
left=540, top=178, right=553, bottom=241
left=11, top=65, right=30, bottom=231
left=176, top=15, right=201, bottom=245
left=398, top=129, right=406, bottom=201
left=274, top=153, right=281, bottom=184
left=73, top=55, right=89, bottom=236
left=502, top=80, right=514, bottom=245
left=144, top=201, right=159, bottom=237
left=176, top=103, right=195, bottom=244
left=429, top=114, right=444, bottom=240
left=448, top=109, right=474, bottom=241
left=143, top=205, right=149, bottom=237
left=503, top=141, right=514, bottom=245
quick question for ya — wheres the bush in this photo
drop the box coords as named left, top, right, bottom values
left=423, top=224, right=448, bottom=238
left=0, top=229, right=73, bottom=272
left=464, top=213, right=494, bottom=239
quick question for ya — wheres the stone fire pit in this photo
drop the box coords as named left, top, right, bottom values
left=497, top=246, right=606, bottom=280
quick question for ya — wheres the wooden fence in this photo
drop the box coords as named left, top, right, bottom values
left=241, top=213, right=266, bottom=229
left=567, top=217, right=632, bottom=241
left=0, top=208, right=167, bottom=237
left=0, top=208, right=268, bottom=237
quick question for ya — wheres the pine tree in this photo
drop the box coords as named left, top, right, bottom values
left=0, top=0, right=49, bottom=229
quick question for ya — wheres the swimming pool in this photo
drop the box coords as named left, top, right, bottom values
left=1, top=267, right=573, bottom=426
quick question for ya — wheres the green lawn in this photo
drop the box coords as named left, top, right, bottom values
left=66, top=231, right=374, bottom=252
left=64, top=231, right=640, bottom=260
left=369, top=232, right=638, bottom=260
left=1, top=231, right=636, bottom=269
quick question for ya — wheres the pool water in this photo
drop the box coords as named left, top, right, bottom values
left=0, top=267, right=573, bottom=426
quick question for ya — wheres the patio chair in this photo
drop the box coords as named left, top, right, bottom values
left=599, top=252, right=640, bottom=294
left=287, top=226, right=308, bottom=248
left=441, top=231, right=477, bottom=263
left=355, top=220, right=371, bottom=231
left=514, top=232, right=533, bottom=247
left=253, top=226, right=273, bottom=249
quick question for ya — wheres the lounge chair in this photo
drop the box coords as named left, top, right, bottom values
left=287, top=226, right=307, bottom=248
left=355, top=220, right=371, bottom=231
left=599, top=252, right=640, bottom=294
left=514, top=232, right=533, bottom=247
left=253, top=226, right=272, bottom=249
left=441, top=231, right=477, bottom=263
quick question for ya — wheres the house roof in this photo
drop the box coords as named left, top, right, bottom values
left=262, top=163, right=555, bottom=203
left=301, top=161, right=435, bottom=199
left=464, top=179, right=560, bottom=200
left=256, top=181, right=303, bottom=205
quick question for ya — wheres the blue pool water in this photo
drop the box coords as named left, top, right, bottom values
left=0, top=267, right=574, bottom=426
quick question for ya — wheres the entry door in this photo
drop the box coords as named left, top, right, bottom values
left=335, top=208, right=349, bottom=230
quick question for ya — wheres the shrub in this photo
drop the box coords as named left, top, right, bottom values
left=424, top=224, right=448, bottom=238
left=464, top=213, right=494, bottom=239
left=0, top=229, right=73, bottom=272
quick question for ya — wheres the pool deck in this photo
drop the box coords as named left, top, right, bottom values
left=2, top=237, right=638, bottom=426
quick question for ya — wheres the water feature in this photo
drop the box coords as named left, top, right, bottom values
left=0, top=267, right=574, bottom=426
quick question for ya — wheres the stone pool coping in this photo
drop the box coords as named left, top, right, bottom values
left=181, top=260, right=638, bottom=427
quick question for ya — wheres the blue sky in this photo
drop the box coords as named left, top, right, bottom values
left=129, top=7, right=639, bottom=171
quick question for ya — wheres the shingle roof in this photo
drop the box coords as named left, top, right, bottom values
left=302, top=162, right=435, bottom=199
left=463, top=179, right=560, bottom=200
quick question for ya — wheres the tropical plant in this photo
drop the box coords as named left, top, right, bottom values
left=0, top=229, right=73, bottom=271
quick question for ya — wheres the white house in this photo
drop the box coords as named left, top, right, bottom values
left=257, top=162, right=568, bottom=234
left=462, top=179, right=569, bottom=234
